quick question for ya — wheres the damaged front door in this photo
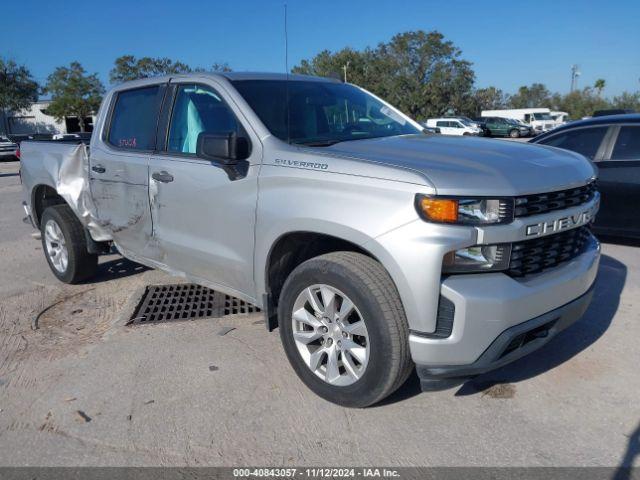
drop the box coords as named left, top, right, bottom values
left=90, top=84, right=165, bottom=257
left=148, top=81, right=260, bottom=300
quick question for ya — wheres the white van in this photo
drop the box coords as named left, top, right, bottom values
left=481, top=108, right=556, bottom=133
left=550, top=111, right=569, bottom=125
left=425, top=118, right=481, bottom=136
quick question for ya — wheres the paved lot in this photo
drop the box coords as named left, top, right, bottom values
left=0, top=159, right=638, bottom=467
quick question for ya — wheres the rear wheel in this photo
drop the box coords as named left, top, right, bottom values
left=41, top=205, right=98, bottom=284
left=278, top=252, right=413, bottom=407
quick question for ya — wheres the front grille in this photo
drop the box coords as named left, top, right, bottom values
left=508, top=226, right=592, bottom=277
left=514, top=182, right=596, bottom=218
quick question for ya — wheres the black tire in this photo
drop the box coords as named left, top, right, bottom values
left=40, top=204, right=98, bottom=284
left=509, top=129, right=520, bottom=138
left=278, top=252, right=413, bottom=408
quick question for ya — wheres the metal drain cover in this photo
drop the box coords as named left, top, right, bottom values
left=128, top=284, right=260, bottom=325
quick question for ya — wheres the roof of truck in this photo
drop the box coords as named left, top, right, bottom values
left=109, top=72, right=341, bottom=92
left=220, top=72, right=340, bottom=82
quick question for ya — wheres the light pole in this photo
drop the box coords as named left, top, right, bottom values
left=570, top=65, right=581, bottom=93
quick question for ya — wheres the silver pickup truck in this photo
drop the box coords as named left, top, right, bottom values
left=20, top=73, right=600, bottom=407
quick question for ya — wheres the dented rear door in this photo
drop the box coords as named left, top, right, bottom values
left=89, top=84, right=166, bottom=257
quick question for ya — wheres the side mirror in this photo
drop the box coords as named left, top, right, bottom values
left=196, top=132, right=249, bottom=165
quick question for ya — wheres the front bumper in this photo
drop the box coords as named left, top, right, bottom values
left=416, top=283, right=595, bottom=388
left=410, top=236, right=599, bottom=384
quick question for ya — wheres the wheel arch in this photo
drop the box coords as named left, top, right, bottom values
left=261, top=229, right=398, bottom=330
left=31, top=184, right=67, bottom=228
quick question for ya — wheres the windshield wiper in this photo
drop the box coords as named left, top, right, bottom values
left=295, top=134, right=396, bottom=147
left=294, top=139, right=343, bottom=147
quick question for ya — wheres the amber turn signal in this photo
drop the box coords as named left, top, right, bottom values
left=417, top=197, right=459, bottom=223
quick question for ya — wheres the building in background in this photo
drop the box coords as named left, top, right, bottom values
left=0, top=101, right=95, bottom=137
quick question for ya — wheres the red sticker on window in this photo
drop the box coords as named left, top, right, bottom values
left=119, top=137, right=137, bottom=148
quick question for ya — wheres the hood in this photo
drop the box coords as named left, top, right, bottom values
left=323, top=135, right=596, bottom=196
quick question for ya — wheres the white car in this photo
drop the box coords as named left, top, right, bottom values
left=425, top=118, right=481, bottom=136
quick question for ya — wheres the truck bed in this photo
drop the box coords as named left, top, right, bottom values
left=20, top=141, right=111, bottom=242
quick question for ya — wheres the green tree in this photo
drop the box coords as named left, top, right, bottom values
left=293, top=30, right=476, bottom=121
left=508, top=83, right=552, bottom=108
left=552, top=87, right=611, bottom=119
left=293, top=47, right=373, bottom=83
left=210, top=62, right=232, bottom=72
left=193, top=62, right=233, bottom=73
left=44, top=62, right=104, bottom=132
left=109, top=55, right=192, bottom=84
left=612, top=91, right=640, bottom=111
left=471, top=86, right=509, bottom=116
left=594, top=79, right=606, bottom=96
left=0, top=58, right=39, bottom=133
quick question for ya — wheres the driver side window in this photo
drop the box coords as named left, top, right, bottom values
left=167, top=84, right=240, bottom=155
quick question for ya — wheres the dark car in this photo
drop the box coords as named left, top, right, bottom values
left=531, top=114, right=640, bottom=239
left=458, top=116, right=489, bottom=136
left=420, top=123, right=441, bottom=134
left=479, top=116, right=532, bottom=138
left=0, top=135, right=18, bottom=161
left=593, top=109, right=635, bottom=117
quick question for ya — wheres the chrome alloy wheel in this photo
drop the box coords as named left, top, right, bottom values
left=44, top=219, right=68, bottom=273
left=291, top=284, right=370, bottom=386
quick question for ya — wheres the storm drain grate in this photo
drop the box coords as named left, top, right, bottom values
left=224, top=295, right=260, bottom=315
left=128, top=283, right=260, bottom=325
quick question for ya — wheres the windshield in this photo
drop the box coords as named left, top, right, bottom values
left=533, top=113, right=552, bottom=120
left=231, top=80, right=421, bottom=145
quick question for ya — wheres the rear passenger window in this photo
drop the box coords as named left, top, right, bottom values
left=436, top=121, right=447, bottom=128
left=611, top=126, right=640, bottom=160
left=108, top=86, right=161, bottom=150
left=540, top=127, right=608, bottom=159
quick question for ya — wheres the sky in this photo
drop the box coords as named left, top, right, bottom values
left=2, top=0, right=639, bottom=97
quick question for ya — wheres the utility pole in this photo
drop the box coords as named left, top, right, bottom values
left=570, top=65, right=581, bottom=92
left=342, top=61, right=350, bottom=83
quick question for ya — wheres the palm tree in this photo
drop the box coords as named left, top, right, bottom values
left=594, top=79, right=606, bottom=96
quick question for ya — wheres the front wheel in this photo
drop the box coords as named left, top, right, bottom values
left=278, top=252, right=413, bottom=407
left=41, top=205, right=98, bottom=284
left=509, top=129, right=521, bottom=138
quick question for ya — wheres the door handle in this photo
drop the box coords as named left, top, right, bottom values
left=91, top=164, right=106, bottom=174
left=152, top=171, right=174, bottom=183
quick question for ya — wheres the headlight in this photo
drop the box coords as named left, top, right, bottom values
left=415, top=195, right=514, bottom=225
left=443, top=244, right=511, bottom=273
